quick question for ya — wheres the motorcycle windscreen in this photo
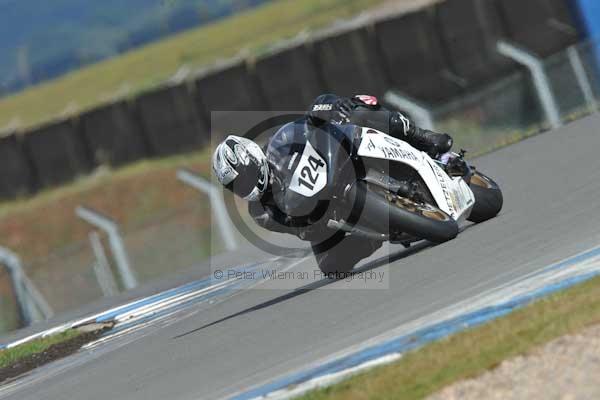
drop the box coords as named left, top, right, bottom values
left=266, top=121, right=357, bottom=224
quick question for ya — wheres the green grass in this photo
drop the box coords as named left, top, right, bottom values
left=0, top=329, right=80, bottom=368
left=0, top=0, right=384, bottom=131
left=299, top=275, right=600, bottom=400
left=0, top=148, right=220, bottom=320
left=0, top=147, right=213, bottom=262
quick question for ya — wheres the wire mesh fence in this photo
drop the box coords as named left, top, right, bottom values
left=433, top=39, right=599, bottom=155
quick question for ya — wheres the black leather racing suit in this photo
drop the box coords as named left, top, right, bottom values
left=309, top=94, right=453, bottom=158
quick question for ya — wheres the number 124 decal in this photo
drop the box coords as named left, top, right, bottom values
left=289, top=141, right=327, bottom=197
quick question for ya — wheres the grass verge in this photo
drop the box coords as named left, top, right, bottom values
left=0, top=330, right=81, bottom=369
left=0, top=148, right=212, bottom=263
left=0, top=0, right=384, bottom=131
left=0, top=325, right=111, bottom=384
left=299, top=274, right=600, bottom=400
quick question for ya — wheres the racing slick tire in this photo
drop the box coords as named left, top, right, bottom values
left=467, top=171, right=503, bottom=223
left=350, top=181, right=459, bottom=244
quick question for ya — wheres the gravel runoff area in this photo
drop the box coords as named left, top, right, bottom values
left=429, top=323, right=600, bottom=400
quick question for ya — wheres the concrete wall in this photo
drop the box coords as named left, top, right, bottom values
left=314, top=26, right=388, bottom=98
left=0, top=135, right=36, bottom=197
left=434, top=0, right=515, bottom=87
left=22, top=119, right=91, bottom=189
left=374, top=9, right=463, bottom=103
left=195, top=62, right=267, bottom=138
left=254, top=44, right=325, bottom=110
left=81, top=100, right=149, bottom=166
left=496, top=0, right=579, bottom=57
left=136, top=83, right=208, bottom=156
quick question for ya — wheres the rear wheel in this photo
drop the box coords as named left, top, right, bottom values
left=350, top=181, right=459, bottom=244
left=467, top=171, right=503, bottom=223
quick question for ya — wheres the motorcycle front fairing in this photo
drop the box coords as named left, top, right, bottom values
left=265, top=120, right=358, bottom=225
left=356, top=127, right=475, bottom=221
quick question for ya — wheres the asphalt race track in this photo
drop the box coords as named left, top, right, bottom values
left=4, top=114, right=600, bottom=400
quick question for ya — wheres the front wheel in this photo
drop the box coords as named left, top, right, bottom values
left=349, top=182, right=459, bottom=244
left=467, top=171, right=503, bottom=223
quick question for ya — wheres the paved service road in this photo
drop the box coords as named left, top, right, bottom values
left=4, top=115, right=600, bottom=400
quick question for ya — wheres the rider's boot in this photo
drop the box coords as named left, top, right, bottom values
left=407, top=127, right=453, bottom=158
left=389, top=112, right=453, bottom=158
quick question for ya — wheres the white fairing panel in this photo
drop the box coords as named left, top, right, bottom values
left=357, top=127, right=474, bottom=220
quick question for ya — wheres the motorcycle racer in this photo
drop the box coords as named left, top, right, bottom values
left=212, top=94, right=457, bottom=273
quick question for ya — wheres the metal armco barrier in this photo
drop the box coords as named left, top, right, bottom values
left=0, top=247, right=53, bottom=326
left=89, top=231, right=119, bottom=297
left=76, top=206, right=138, bottom=290
left=177, top=169, right=238, bottom=252
left=567, top=46, right=598, bottom=113
left=497, top=41, right=562, bottom=129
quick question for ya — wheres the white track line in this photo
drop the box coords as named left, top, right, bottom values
left=261, top=353, right=403, bottom=400
left=82, top=257, right=311, bottom=351
left=232, top=251, right=600, bottom=400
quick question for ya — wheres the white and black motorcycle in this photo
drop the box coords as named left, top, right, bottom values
left=284, top=123, right=503, bottom=264
left=336, top=126, right=502, bottom=242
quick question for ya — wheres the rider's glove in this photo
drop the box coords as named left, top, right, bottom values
left=308, top=94, right=353, bottom=126
left=333, top=98, right=353, bottom=123
left=444, top=152, right=468, bottom=176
